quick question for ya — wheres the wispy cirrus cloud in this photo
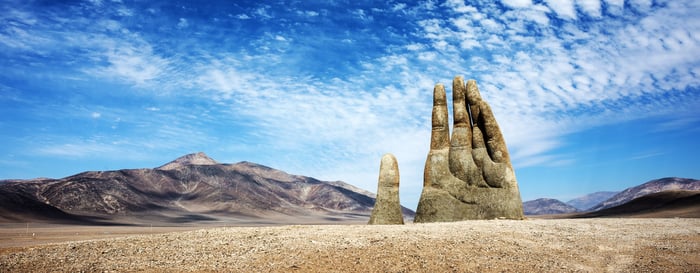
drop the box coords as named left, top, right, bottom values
left=95, top=44, right=169, bottom=85
left=120, top=0, right=699, bottom=193
left=396, top=0, right=700, bottom=168
left=0, top=1, right=174, bottom=88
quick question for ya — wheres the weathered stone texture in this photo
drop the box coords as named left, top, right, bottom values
left=415, top=76, right=524, bottom=222
left=368, top=153, right=404, bottom=225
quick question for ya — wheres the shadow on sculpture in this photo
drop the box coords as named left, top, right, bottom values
left=368, top=76, right=524, bottom=224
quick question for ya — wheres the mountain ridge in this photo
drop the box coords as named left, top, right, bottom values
left=0, top=153, right=415, bottom=225
left=156, top=152, right=219, bottom=170
left=566, top=191, right=618, bottom=211
left=523, top=198, right=579, bottom=215
left=577, top=190, right=700, bottom=218
left=524, top=177, right=699, bottom=217
left=589, top=177, right=700, bottom=211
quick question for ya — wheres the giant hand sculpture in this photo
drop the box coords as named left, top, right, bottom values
left=414, top=76, right=524, bottom=222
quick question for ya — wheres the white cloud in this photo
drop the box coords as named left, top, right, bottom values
left=576, top=0, right=601, bottom=17
left=304, top=10, right=319, bottom=17
left=99, top=45, right=168, bottom=85
left=451, top=17, right=472, bottom=31
left=38, top=143, right=114, bottom=158
left=444, top=0, right=478, bottom=13
left=196, top=68, right=256, bottom=99
left=177, top=18, right=188, bottom=28
left=502, top=0, right=532, bottom=9
left=503, top=6, right=550, bottom=26
left=629, top=0, right=653, bottom=12
left=180, top=50, right=437, bottom=199
left=254, top=7, right=272, bottom=19
left=91, top=112, right=101, bottom=119
left=0, top=4, right=171, bottom=87
left=408, top=0, right=700, bottom=174
left=392, top=3, right=407, bottom=11
left=354, top=9, right=372, bottom=22
left=417, top=51, right=437, bottom=61
left=479, top=18, right=503, bottom=31
left=405, top=43, right=425, bottom=51
left=603, top=0, right=624, bottom=15
left=35, top=139, right=148, bottom=161
left=544, top=0, right=577, bottom=19
left=116, top=7, right=133, bottom=17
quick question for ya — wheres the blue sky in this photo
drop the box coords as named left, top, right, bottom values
left=1, top=0, right=698, bottom=209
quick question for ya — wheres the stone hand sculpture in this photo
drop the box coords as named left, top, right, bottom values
left=368, top=154, right=404, bottom=225
left=415, top=76, right=524, bottom=222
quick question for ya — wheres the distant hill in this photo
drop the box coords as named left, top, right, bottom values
left=566, top=191, right=618, bottom=211
left=0, top=153, right=414, bottom=225
left=576, top=190, right=700, bottom=218
left=523, top=198, right=579, bottom=215
left=589, top=177, right=700, bottom=211
left=525, top=177, right=699, bottom=217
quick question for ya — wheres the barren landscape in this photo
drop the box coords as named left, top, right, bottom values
left=1, top=218, right=698, bottom=272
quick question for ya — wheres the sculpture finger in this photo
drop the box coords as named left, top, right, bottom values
left=368, top=153, right=404, bottom=225
left=465, top=79, right=482, bottom=123
left=466, top=80, right=510, bottom=164
left=449, top=76, right=474, bottom=183
left=378, top=153, right=400, bottom=188
left=430, top=83, right=450, bottom=150
left=451, top=76, right=471, bottom=149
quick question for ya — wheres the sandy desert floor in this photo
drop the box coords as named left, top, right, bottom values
left=0, top=218, right=698, bottom=272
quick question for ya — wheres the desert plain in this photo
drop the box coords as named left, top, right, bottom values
left=0, top=218, right=698, bottom=272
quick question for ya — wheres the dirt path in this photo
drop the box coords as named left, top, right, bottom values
left=1, top=218, right=698, bottom=272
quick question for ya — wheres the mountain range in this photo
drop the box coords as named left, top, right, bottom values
left=2, top=153, right=697, bottom=223
left=0, top=152, right=414, bottom=225
left=588, top=177, right=700, bottom=211
left=522, top=198, right=579, bottom=215
left=577, top=190, right=700, bottom=218
left=524, top=177, right=700, bottom=217
left=565, top=191, right=618, bottom=211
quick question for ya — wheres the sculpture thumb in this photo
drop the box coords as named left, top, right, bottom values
left=368, top=154, right=404, bottom=225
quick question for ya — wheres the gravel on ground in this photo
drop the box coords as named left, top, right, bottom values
left=1, top=218, right=698, bottom=272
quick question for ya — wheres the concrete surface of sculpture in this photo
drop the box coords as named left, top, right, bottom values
left=368, top=153, right=404, bottom=225
left=415, top=76, right=524, bottom=222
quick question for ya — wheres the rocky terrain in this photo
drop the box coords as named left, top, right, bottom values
left=1, top=218, right=698, bottom=272
left=0, top=153, right=414, bottom=225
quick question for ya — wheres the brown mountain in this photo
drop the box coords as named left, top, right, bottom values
left=589, top=177, right=700, bottom=211
left=576, top=190, right=700, bottom=218
left=523, top=198, right=579, bottom=215
left=156, top=152, right=219, bottom=170
left=0, top=153, right=415, bottom=225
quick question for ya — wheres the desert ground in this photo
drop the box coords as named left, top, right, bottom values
left=1, top=218, right=698, bottom=272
